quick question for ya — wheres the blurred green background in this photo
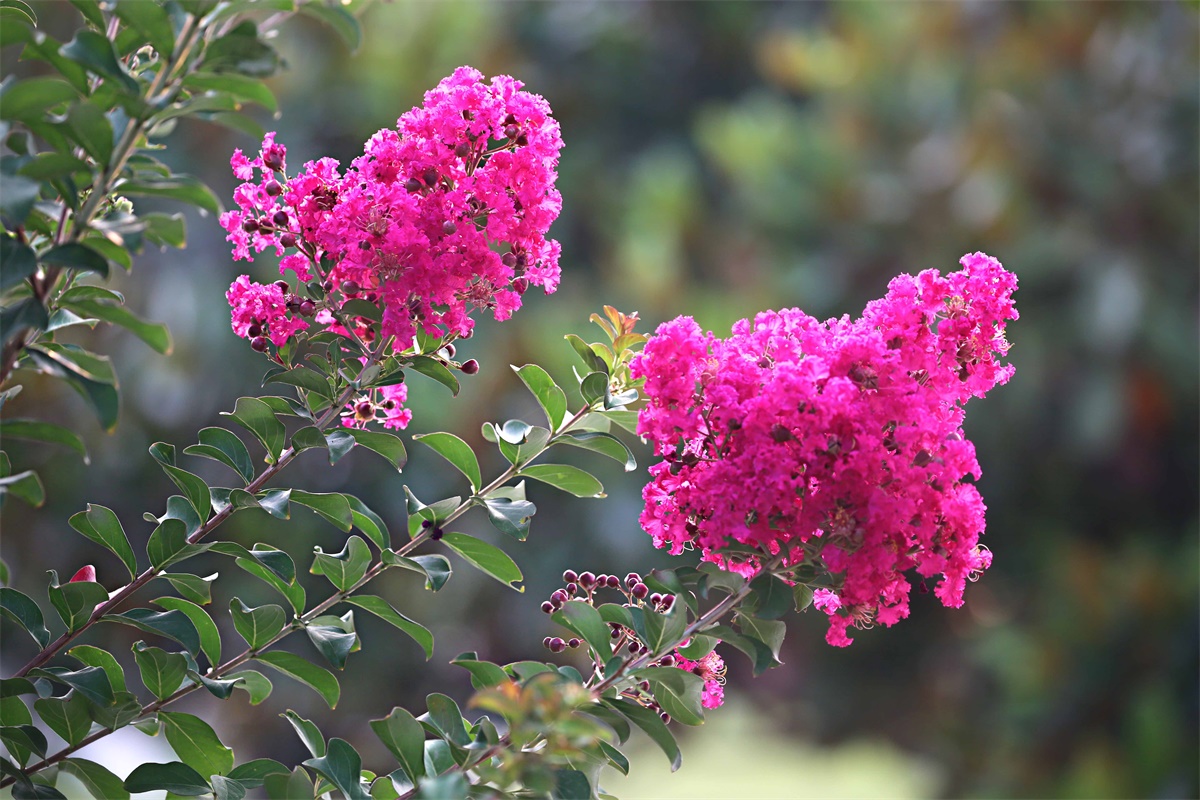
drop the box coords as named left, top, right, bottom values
left=3, top=2, right=1197, bottom=797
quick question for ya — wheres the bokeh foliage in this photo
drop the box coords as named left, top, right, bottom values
left=2, top=2, right=1196, bottom=798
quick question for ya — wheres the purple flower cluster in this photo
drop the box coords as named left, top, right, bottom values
left=632, top=253, right=1018, bottom=646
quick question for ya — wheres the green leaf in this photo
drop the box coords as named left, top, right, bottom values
left=343, top=596, right=433, bottom=659
left=565, top=334, right=609, bottom=374
left=296, top=1, right=362, bottom=52
left=60, top=297, right=172, bottom=355
left=599, top=739, right=630, bottom=775
left=228, top=670, right=272, bottom=706
left=734, top=613, right=786, bottom=665
left=606, top=697, right=681, bottom=771
left=748, top=572, right=792, bottom=620
left=211, top=774, right=246, bottom=800
left=104, top=608, right=200, bottom=656
left=48, top=579, right=108, bottom=633
left=60, top=29, right=137, bottom=92
left=281, top=710, right=325, bottom=758
left=449, top=654, right=509, bottom=689
left=370, top=707, right=425, bottom=782
left=220, top=397, right=285, bottom=462
left=40, top=243, right=109, bottom=277
left=303, top=738, right=369, bottom=800
left=67, top=504, right=137, bottom=580
left=793, top=583, right=815, bottom=612
left=229, top=598, right=285, bottom=651
left=28, top=666, right=112, bottom=707
left=579, top=371, right=609, bottom=406
left=86, top=690, right=141, bottom=731
left=64, top=100, right=114, bottom=163
left=0, top=587, right=49, bottom=647
left=305, top=625, right=356, bottom=671
left=33, top=691, right=90, bottom=747
left=256, top=488, right=291, bottom=519
left=413, top=432, right=480, bottom=492
left=424, top=693, right=470, bottom=747
left=132, top=642, right=187, bottom=701
left=226, top=758, right=289, bottom=789
left=559, top=431, right=636, bottom=471
left=183, top=73, right=276, bottom=112
left=513, top=364, right=568, bottom=429
left=124, top=762, right=210, bottom=796
left=0, top=77, right=76, bottom=122
left=2, top=723, right=46, bottom=766
left=153, top=597, right=221, bottom=668
left=58, top=757, right=129, bottom=800
left=146, top=518, right=196, bottom=569
left=552, top=601, right=613, bottom=660
left=676, top=634, right=717, bottom=661
left=407, top=355, right=459, bottom=396
left=518, top=464, right=605, bottom=498
left=481, top=494, right=536, bottom=542
left=255, top=652, right=340, bottom=708
left=345, top=428, right=406, bottom=471
left=142, top=211, right=187, bottom=249
left=310, top=535, right=371, bottom=592
left=0, top=297, right=47, bottom=346
left=705, top=624, right=778, bottom=675
left=388, top=553, right=451, bottom=592
left=346, top=494, right=390, bottom=551
left=158, top=711, right=234, bottom=777
left=120, top=175, right=222, bottom=215
left=0, top=236, right=36, bottom=291
left=553, top=769, right=591, bottom=800
left=161, top=465, right=212, bottom=522
left=290, top=490, right=353, bottom=531
left=67, top=645, right=125, bottom=693
left=228, top=551, right=305, bottom=615
left=637, top=666, right=705, bottom=725
left=439, top=532, right=522, bottom=591
left=0, top=419, right=87, bottom=462
left=160, top=572, right=217, bottom=605
left=203, top=21, right=280, bottom=77
left=0, top=469, right=44, bottom=507
left=263, top=767, right=313, bottom=800
left=264, top=366, right=332, bottom=398
left=112, top=0, right=174, bottom=57
left=195, top=672, right=243, bottom=701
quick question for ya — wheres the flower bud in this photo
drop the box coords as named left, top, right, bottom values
left=606, top=575, right=620, bottom=588
left=512, top=277, right=529, bottom=295
left=631, top=582, right=649, bottom=599
left=461, top=359, right=479, bottom=375
left=659, top=655, right=675, bottom=667
left=430, top=526, right=444, bottom=541
left=579, top=571, right=596, bottom=588
left=625, top=573, right=641, bottom=587
left=355, top=401, right=373, bottom=417
left=264, top=180, right=283, bottom=196
left=280, top=233, right=297, bottom=248
left=548, top=637, right=566, bottom=653
left=241, top=218, right=259, bottom=233
left=69, top=565, right=96, bottom=583
left=504, top=124, right=519, bottom=140
left=541, top=601, right=555, bottom=614
left=543, top=637, right=553, bottom=648
left=442, top=220, right=457, bottom=235
left=454, top=142, right=472, bottom=159
left=502, top=252, right=518, bottom=268
left=273, top=280, right=289, bottom=293
left=443, top=344, right=456, bottom=358
left=550, top=589, right=568, bottom=605
left=563, top=569, right=578, bottom=583
left=299, top=300, right=316, bottom=317
left=404, top=178, right=422, bottom=193
left=263, top=151, right=284, bottom=171
left=566, top=582, right=578, bottom=595
left=515, top=133, right=528, bottom=147
left=422, top=167, right=439, bottom=187
left=272, top=210, right=289, bottom=228
left=567, top=638, right=581, bottom=649
left=250, top=336, right=269, bottom=352
left=341, top=279, right=360, bottom=295
left=504, top=113, right=517, bottom=126
left=247, top=323, right=263, bottom=337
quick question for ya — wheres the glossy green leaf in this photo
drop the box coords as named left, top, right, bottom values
left=67, top=504, right=137, bottom=579
left=637, top=666, right=705, bottom=725
left=113, top=0, right=174, bottom=57
left=705, top=623, right=778, bottom=675
left=676, top=634, right=718, bottom=661
left=40, top=243, right=109, bottom=277
left=33, top=691, right=90, bottom=747
left=228, top=670, right=272, bottom=706
left=735, top=612, right=786, bottom=664
left=290, top=490, right=352, bottom=531
left=407, top=355, right=459, bottom=395
left=1, top=298, right=48, bottom=346
left=0, top=236, right=36, bottom=291
left=132, top=642, right=187, bottom=701
left=424, top=693, right=470, bottom=747
left=579, top=371, right=609, bottom=406
left=60, top=297, right=172, bottom=354
left=0, top=587, right=49, bottom=647
left=256, top=488, right=291, bottom=519
left=104, top=608, right=200, bottom=656
left=66, top=645, right=125, bottom=693
left=303, top=737, right=369, bottom=800
left=311, top=535, right=371, bottom=592
left=513, top=364, right=568, bottom=429
left=160, top=572, right=217, bottom=605
left=345, top=428, right=407, bottom=471
left=119, top=175, right=222, bottom=215
left=388, top=553, right=451, bottom=592
left=559, top=430, right=636, bottom=471
left=264, top=366, right=332, bottom=398
left=203, top=21, right=280, bottom=77
left=0, top=469, right=44, bottom=507
left=793, top=583, right=815, bottom=612
left=281, top=710, right=325, bottom=758
left=211, top=774, right=246, bottom=800
left=343, top=595, right=433, bottom=659
left=229, top=598, right=285, bottom=651
left=305, top=625, right=356, bottom=670
left=518, top=464, right=605, bottom=498
left=345, top=494, right=389, bottom=552
left=28, top=666, right=112, bottom=708
left=159, top=711, right=234, bottom=777
left=748, top=572, right=792, bottom=620
left=153, top=597, right=221, bottom=668
left=86, top=690, right=141, bottom=731
left=48, top=579, right=108, bottom=633
left=255, top=652, right=340, bottom=708
left=565, top=334, right=609, bottom=374
left=4, top=724, right=48, bottom=766
left=606, top=697, right=681, bottom=771
left=554, top=769, right=591, bottom=800
left=60, top=30, right=138, bottom=92
left=449, top=654, right=509, bottom=689
left=413, top=432, right=480, bottom=492
left=58, top=757, right=129, bottom=800
left=64, top=100, right=114, bottom=164
left=552, top=601, right=613, bottom=660
left=0, top=419, right=88, bottom=462
left=123, top=762, right=210, bottom=796
left=161, top=465, right=212, bottom=522
left=370, top=707, right=425, bottom=782
left=220, top=397, right=285, bottom=462
left=146, top=518, right=196, bottom=569
left=481, top=495, right=535, bottom=541
left=226, top=758, right=289, bottom=789
left=0, top=77, right=76, bottom=122
left=439, top=532, right=523, bottom=591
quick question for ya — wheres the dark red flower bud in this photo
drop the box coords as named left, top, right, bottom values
left=659, top=655, right=675, bottom=667
left=454, top=142, right=472, bottom=159
left=247, top=323, right=263, bottom=337
left=541, top=602, right=555, bottom=614
left=512, top=277, right=529, bottom=295
left=250, top=336, right=269, bottom=352
left=548, top=637, right=566, bottom=653
left=404, top=178, right=422, bottom=193
left=341, top=279, right=360, bottom=295
left=298, top=300, right=315, bottom=317
left=579, top=571, right=596, bottom=588
left=274, top=280, right=290, bottom=292
left=430, top=526, right=444, bottom=541
left=631, top=582, right=649, bottom=599
left=504, top=113, right=517, bottom=125
left=263, top=151, right=284, bottom=171
left=625, top=573, right=641, bottom=587
left=515, top=133, right=528, bottom=147
left=272, top=210, right=289, bottom=227
left=770, top=423, right=793, bottom=443
left=422, top=168, right=439, bottom=186
left=502, top=252, right=518, bottom=268
left=241, top=217, right=259, bottom=233
left=355, top=401, right=373, bottom=417
left=566, top=582, right=578, bottom=595
left=264, top=180, right=283, bottom=196
left=551, top=589, right=568, bottom=605
left=563, top=569, right=578, bottom=583
left=461, top=359, right=479, bottom=375
left=504, top=124, right=519, bottom=140
left=442, top=220, right=457, bottom=235
left=568, top=638, right=582, bottom=649
left=280, top=233, right=297, bottom=248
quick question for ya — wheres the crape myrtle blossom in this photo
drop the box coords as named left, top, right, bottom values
left=221, top=66, right=563, bottom=431
left=632, top=253, right=1018, bottom=647
left=674, top=647, right=727, bottom=709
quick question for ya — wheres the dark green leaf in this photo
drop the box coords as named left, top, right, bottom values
left=599, top=740, right=630, bottom=775
left=229, top=598, right=285, bottom=651
left=0, top=723, right=44, bottom=766
left=0, top=419, right=85, bottom=462
left=518, top=464, right=605, bottom=498
left=606, top=697, right=681, bottom=771
left=676, top=634, right=717, bottom=661
left=281, top=709, right=325, bottom=758
left=28, top=666, right=112, bottom=707
left=406, top=355, right=459, bottom=395
left=112, top=0, right=174, bottom=57
left=449, top=654, right=509, bottom=689
left=0, top=587, right=49, bottom=647
left=0, top=236, right=35, bottom=291
left=263, top=767, right=313, bottom=800
left=124, top=762, right=210, bottom=796
left=64, top=100, right=114, bottom=163
left=413, top=432, right=480, bottom=492
left=48, top=579, right=108, bottom=633
left=748, top=572, right=792, bottom=620
left=1, top=298, right=48, bottom=346
left=60, top=297, right=172, bottom=355
left=60, top=30, right=137, bottom=92
left=159, top=711, right=234, bottom=777
left=66, top=644, right=125, bottom=693
left=552, top=601, right=612, bottom=660
left=255, top=652, right=339, bottom=708
left=59, top=757, right=129, bottom=800
left=226, top=758, right=289, bottom=788
left=160, top=572, right=217, bottom=605
left=160, top=465, right=212, bottom=522
left=120, top=175, right=222, bottom=215
left=256, top=488, right=291, bottom=519
left=132, top=642, right=187, bottom=700
left=302, top=738, right=369, bottom=800
left=104, top=608, right=200, bottom=655
left=305, top=624, right=356, bottom=670
left=0, top=469, right=43, bottom=507
left=439, top=532, right=522, bottom=591
left=423, top=693, right=470, bottom=747
left=637, top=666, right=705, bottom=725
left=343, top=596, right=433, bottom=659
left=40, top=242, right=109, bottom=277
left=324, top=429, right=356, bottom=464
left=388, top=553, right=451, bottom=592
left=211, top=774, right=246, bottom=800
left=228, top=670, right=272, bottom=706
left=793, top=583, right=815, bottom=612
left=0, top=77, right=76, bottom=122
left=513, top=364, right=567, bottom=429
left=220, top=397, right=285, bottom=462
left=203, top=21, right=280, bottom=77
left=195, top=672, right=242, bottom=701
left=345, top=428, right=406, bottom=471
left=67, top=504, right=137, bottom=580
left=558, top=431, right=636, bottom=471
left=264, top=366, right=332, bottom=398
left=481, top=496, right=535, bottom=541
left=705, top=623, right=778, bottom=675
left=346, top=494, right=390, bottom=551
left=565, top=334, right=609, bottom=374
left=290, top=490, right=352, bottom=531
left=32, top=691, right=90, bottom=747
left=734, top=613, right=786, bottom=665
left=579, top=371, right=608, bottom=406
left=310, top=535, right=371, bottom=592
left=370, top=707, right=425, bottom=782
left=86, top=690, right=141, bottom=731
left=153, top=597, right=221, bottom=668
left=146, top=518, right=196, bottom=569
left=553, top=769, right=591, bottom=800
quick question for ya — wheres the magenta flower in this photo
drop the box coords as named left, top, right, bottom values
left=633, top=253, right=1018, bottom=646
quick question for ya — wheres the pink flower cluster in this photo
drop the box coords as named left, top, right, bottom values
left=222, top=66, right=563, bottom=350
left=632, top=253, right=1018, bottom=646
left=674, top=648, right=726, bottom=709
